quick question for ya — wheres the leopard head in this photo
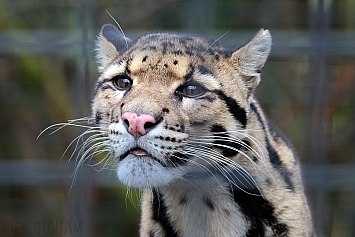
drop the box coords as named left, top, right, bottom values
left=92, top=24, right=271, bottom=189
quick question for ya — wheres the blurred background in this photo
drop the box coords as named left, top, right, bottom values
left=0, top=0, right=354, bottom=236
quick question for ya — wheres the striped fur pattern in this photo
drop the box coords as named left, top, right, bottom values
left=92, top=24, right=314, bottom=237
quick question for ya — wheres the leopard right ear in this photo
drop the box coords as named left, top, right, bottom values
left=231, top=29, right=272, bottom=92
left=95, top=24, right=132, bottom=73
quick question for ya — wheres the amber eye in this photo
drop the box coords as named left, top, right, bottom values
left=112, top=76, right=133, bottom=90
left=177, top=83, right=206, bottom=98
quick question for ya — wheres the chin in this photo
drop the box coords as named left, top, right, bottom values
left=116, top=154, right=182, bottom=189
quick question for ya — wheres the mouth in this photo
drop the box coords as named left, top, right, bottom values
left=130, top=148, right=150, bottom=156
left=120, top=147, right=153, bottom=160
left=119, top=146, right=185, bottom=168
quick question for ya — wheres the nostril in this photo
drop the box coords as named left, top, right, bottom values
left=123, top=119, right=130, bottom=128
left=144, top=121, right=155, bottom=131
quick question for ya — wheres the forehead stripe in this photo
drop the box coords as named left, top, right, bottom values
left=213, top=90, right=247, bottom=128
left=197, top=65, right=213, bottom=75
left=183, top=64, right=194, bottom=80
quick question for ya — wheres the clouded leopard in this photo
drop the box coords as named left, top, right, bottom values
left=87, top=24, right=314, bottom=236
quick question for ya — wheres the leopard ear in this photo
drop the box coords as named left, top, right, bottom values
left=95, top=24, right=132, bottom=73
left=231, top=29, right=272, bottom=92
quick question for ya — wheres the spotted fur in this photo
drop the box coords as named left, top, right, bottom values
left=92, top=24, right=314, bottom=237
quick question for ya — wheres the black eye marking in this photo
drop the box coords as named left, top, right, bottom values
left=176, top=82, right=207, bottom=98
left=111, top=75, right=133, bottom=90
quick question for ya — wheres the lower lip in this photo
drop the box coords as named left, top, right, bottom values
left=120, top=148, right=164, bottom=166
left=130, top=148, right=149, bottom=157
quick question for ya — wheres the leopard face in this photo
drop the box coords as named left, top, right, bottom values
left=92, top=24, right=271, bottom=189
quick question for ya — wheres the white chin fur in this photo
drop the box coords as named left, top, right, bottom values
left=116, top=154, right=181, bottom=189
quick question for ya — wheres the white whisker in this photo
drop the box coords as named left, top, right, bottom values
left=39, top=117, right=114, bottom=190
left=104, top=9, right=129, bottom=49
left=183, top=145, right=262, bottom=196
left=37, top=117, right=97, bottom=139
left=204, top=31, right=229, bottom=54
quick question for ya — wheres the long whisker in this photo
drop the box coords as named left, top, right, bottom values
left=105, top=9, right=129, bottom=49
left=40, top=117, right=114, bottom=191
left=190, top=135, right=266, bottom=167
left=188, top=128, right=273, bottom=181
left=37, top=117, right=96, bottom=139
left=204, top=31, right=229, bottom=54
left=188, top=140, right=269, bottom=186
left=63, top=129, right=105, bottom=160
left=183, top=145, right=262, bottom=196
left=88, top=150, right=112, bottom=170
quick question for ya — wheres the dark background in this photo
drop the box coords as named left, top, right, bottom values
left=1, top=0, right=355, bottom=236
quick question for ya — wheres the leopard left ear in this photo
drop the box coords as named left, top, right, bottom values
left=95, top=24, right=132, bottom=73
left=231, top=29, right=272, bottom=92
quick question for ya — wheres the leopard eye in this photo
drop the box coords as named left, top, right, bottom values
left=177, top=83, right=206, bottom=98
left=112, top=76, right=133, bottom=90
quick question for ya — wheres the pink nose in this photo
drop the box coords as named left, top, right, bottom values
left=121, top=112, right=156, bottom=137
